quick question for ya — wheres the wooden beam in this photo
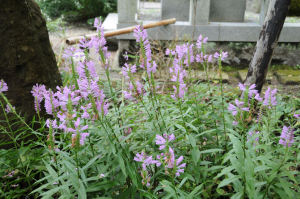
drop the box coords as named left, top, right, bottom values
left=66, top=18, right=176, bottom=45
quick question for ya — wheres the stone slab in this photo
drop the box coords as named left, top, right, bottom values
left=210, top=0, right=246, bottom=22
left=114, top=20, right=300, bottom=42
left=161, top=0, right=190, bottom=21
left=190, top=0, right=210, bottom=25
left=118, top=0, right=137, bottom=23
left=275, top=70, right=300, bottom=85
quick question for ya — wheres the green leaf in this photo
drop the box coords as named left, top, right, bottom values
left=231, top=191, right=243, bottom=199
left=117, top=153, right=127, bottom=177
left=78, top=180, right=87, bottom=199
left=186, top=122, right=199, bottom=133
left=228, top=134, right=244, bottom=162
left=191, top=147, right=200, bottom=165
left=175, top=123, right=186, bottom=133
left=218, top=176, right=239, bottom=188
left=187, top=184, right=203, bottom=198
left=199, top=149, right=223, bottom=154
left=188, top=134, right=197, bottom=147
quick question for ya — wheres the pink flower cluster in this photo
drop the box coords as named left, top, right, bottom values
left=30, top=20, right=110, bottom=148
left=279, top=126, right=294, bottom=147
left=122, top=25, right=159, bottom=100
left=133, top=25, right=156, bottom=75
left=166, top=34, right=228, bottom=100
left=134, top=134, right=186, bottom=187
left=263, top=87, right=277, bottom=108
left=228, top=83, right=277, bottom=125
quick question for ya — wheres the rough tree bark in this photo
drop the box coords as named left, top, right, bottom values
left=0, top=0, right=62, bottom=146
left=245, top=0, right=291, bottom=92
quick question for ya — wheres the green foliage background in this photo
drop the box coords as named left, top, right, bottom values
left=36, top=0, right=117, bottom=20
left=290, top=0, right=300, bottom=16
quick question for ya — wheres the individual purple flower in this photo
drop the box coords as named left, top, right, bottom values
left=121, top=63, right=136, bottom=78
left=5, top=104, right=15, bottom=113
left=79, top=133, right=90, bottom=145
left=175, top=156, right=186, bottom=177
left=238, top=83, right=258, bottom=98
left=196, top=34, right=208, bottom=49
left=123, top=90, right=133, bottom=100
left=134, top=152, right=145, bottom=162
left=79, top=38, right=92, bottom=50
left=134, top=152, right=161, bottom=171
left=155, top=133, right=175, bottom=150
left=228, top=99, right=249, bottom=116
left=164, top=147, right=186, bottom=177
left=0, top=80, right=8, bottom=93
left=228, top=103, right=238, bottom=116
left=135, top=80, right=144, bottom=95
left=31, top=84, right=46, bottom=113
left=46, top=119, right=58, bottom=129
left=95, top=97, right=109, bottom=116
left=214, top=51, right=228, bottom=61
left=81, top=104, right=91, bottom=119
left=43, top=90, right=58, bottom=115
left=232, top=121, right=238, bottom=126
left=72, top=132, right=90, bottom=146
left=133, top=25, right=156, bottom=78
left=62, top=46, right=78, bottom=64
left=254, top=93, right=263, bottom=102
left=93, top=17, right=102, bottom=32
left=165, top=48, right=175, bottom=56
left=166, top=147, right=175, bottom=168
left=263, top=87, right=277, bottom=108
left=279, top=126, right=294, bottom=147
left=86, top=61, right=99, bottom=80
left=294, top=112, right=300, bottom=119
left=196, top=53, right=204, bottom=63
left=207, top=54, right=213, bottom=63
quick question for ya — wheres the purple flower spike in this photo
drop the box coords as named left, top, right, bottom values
left=166, top=147, right=175, bottom=168
left=175, top=156, right=186, bottom=177
left=134, top=152, right=145, bottom=162
left=72, top=133, right=90, bottom=146
left=263, top=87, right=277, bottom=108
left=279, top=126, right=294, bottom=147
left=228, top=103, right=238, bottom=116
left=0, top=80, right=8, bottom=93
left=155, top=133, right=176, bottom=150
left=79, top=133, right=90, bottom=146
left=156, top=134, right=166, bottom=150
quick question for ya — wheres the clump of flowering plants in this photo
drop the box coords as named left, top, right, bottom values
left=0, top=19, right=299, bottom=198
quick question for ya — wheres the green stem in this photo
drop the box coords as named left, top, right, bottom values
left=263, top=147, right=289, bottom=199
left=218, top=59, right=227, bottom=151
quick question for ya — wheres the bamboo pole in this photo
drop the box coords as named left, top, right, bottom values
left=66, top=18, right=176, bottom=45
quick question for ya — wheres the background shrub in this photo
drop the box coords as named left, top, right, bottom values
left=36, top=0, right=117, bottom=21
left=289, top=0, right=300, bottom=16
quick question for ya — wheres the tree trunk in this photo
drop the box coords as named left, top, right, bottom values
left=0, top=0, right=62, bottom=146
left=244, top=0, right=291, bottom=92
